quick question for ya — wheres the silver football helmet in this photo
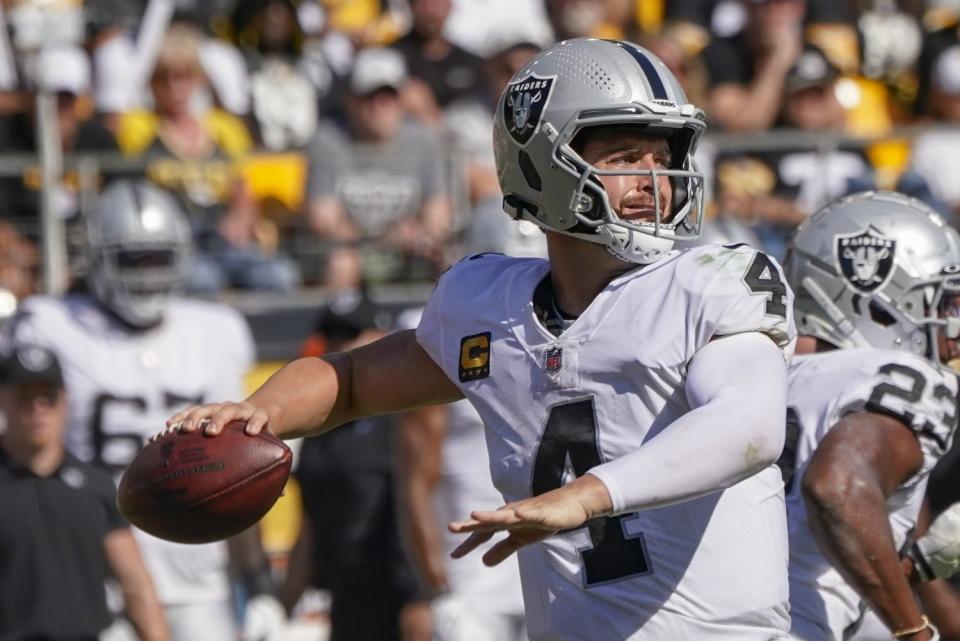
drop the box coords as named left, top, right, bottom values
left=784, top=190, right=960, bottom=364
left=86, top=180, right=192, bottom=328
left=493, top=38, right=707, bottom=264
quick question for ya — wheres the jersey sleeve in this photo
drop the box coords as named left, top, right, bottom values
left=415, top=261, right=456, bottom=375
left=5, top=297, right=62, bottom=351
left=691, top=244, right=797, bottom=360
left=837, top=354, right=959, bottom=482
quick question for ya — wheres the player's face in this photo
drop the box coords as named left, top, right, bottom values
left=938, top=292, right=960, bottom=366
left=578, top=130, right=673, bottom=223
left=0, top=383, right=66, bottom=451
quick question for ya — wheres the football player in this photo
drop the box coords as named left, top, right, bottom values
left=782, top=191, right=960, bottom=641
left=168, top=38, right=796, bottom=640
left=6, top=179, right=284, bottom=641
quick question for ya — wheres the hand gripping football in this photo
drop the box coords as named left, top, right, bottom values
left=118, top=421, right=293, bottom=544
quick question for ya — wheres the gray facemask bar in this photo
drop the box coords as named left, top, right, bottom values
left=800, top=275, right=868, bottom=346
left=542, top=108, right=706, bottom=241
left=862, top=274, right=960, bottom=362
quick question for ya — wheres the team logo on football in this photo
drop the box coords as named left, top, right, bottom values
left=503, top=74, right=556, bottom=146
left=835, top=229, right=896, bottom=294
left=544, top=346, right=562, bottom=373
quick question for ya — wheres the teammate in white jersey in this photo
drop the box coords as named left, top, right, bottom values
left=781, top=191, right=960, bottom=641
left=6, top=180, right=284, bottom=641
left=167, top=38, right=796, bottom=641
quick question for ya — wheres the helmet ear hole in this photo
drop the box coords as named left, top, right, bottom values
left=868, top=299, right=897, bottom=327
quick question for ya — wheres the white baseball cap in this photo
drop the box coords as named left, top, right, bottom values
left=350, top=47, right=407, bottom=95
left=37, top=46, right=91, bottom=95
left=934, top=45, right=960, bottom=96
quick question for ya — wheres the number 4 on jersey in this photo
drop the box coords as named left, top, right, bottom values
left=532, top=398, right=653, bottom=586
left=744, top=252, right=788, bottom=318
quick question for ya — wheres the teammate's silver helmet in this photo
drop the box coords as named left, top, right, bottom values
left=784, top=191, right=960, bottom=363
left=86, top=180, right=192, bottom=328
left=493, top=38, right=707, bottom=264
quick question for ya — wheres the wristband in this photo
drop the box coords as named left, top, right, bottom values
left=892, top=616, right=939, bottom=640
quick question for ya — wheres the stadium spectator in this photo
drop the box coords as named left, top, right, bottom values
left=0, top=46, right=118, bottom=236
left=391, top=0, right=489, bottom=126
left=911, top=45, right=960, bottom=220
left=304, top=47, right=453, bottom=284
left=0, top=343, right=169, bottom=641
left=117, top=22, right=301, bottom=293
left=229, top=0, right=332, bottom=150
left=280, top=290, right=421, bottom=641
left=712, top=44, right=870, bottom=258
left=700, top=0, right=806, bottom=132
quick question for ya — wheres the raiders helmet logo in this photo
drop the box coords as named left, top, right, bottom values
left=835, top=229, right=896, bottom=294
left=503, top=74, right=556, bottom=146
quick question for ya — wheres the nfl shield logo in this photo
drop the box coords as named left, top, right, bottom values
left=544, top=346, right=562, bottom=373
left=835, top=229, right=896, bottom=294
left=503, top=73, right=556, bottom=146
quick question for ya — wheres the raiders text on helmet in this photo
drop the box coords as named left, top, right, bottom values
left=86, top=180, right=192, bottom=328
left=493, top=38, right=707, bottom=264
left=784, top=190, right=960, bottom=363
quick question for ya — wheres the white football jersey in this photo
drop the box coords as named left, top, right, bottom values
left=9, top=293, right=255, bottom=605
left=785, top=349, right=959, bottom=641
left=417, top=247, right=797, bottom=641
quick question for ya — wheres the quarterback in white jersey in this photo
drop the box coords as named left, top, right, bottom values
left=6, top=180, right=273, bottom=641
left=416, top=246, right=795, bottom=641
left=166, top=39, right=795, bottom=641
left=782, top=191, right=960, bottom=641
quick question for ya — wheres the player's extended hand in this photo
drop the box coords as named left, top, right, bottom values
left=910, top=501, right=960, bottom=582
left=448, top=474, right=612, bottom=567
left=160, top=401, right=269, bottom=439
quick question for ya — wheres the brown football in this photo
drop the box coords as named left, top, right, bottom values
left=117, top=421, right=293, bottom=544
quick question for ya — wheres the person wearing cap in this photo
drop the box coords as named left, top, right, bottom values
left=0, top=344, right=169, bottom=641
left=305, top=46, right=453, bottom=285
left=911, top=44, right=960, bottom=222
left=280, top=291, right=425, bottom=641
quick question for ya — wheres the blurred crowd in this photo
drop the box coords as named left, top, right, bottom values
left=2, top=0, right=960, bottom=297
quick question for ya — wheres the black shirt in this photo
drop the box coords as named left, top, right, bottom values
left=391, top=34, right=490, bottom=108
left=0, top=448, right=126, bottom=641
left=294, top=417, right=416, bottom=597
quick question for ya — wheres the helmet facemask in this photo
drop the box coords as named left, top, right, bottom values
left=85, top=180, right=193, bottom=330
left=554, top=119, right=705, bottom=264
left=90, top=244, right=189, bottom=328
